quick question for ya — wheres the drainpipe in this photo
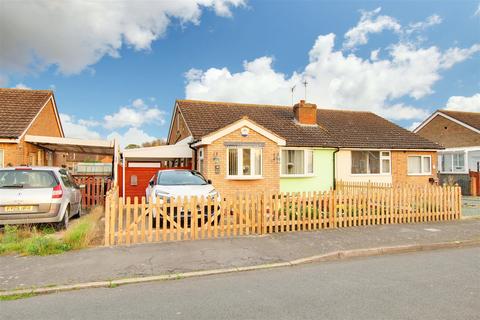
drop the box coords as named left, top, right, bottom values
left=188, top=139, right=200, bottom=170
left=332, top=148, right=340, bottom=190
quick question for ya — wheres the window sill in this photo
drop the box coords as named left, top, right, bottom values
left=350, top=173, right=391, bottom=176
left=439, top=171, right=468, bottom=175
left=280, top=174, right=315, bottom=178
left=226, top=176, right=263, bottom=180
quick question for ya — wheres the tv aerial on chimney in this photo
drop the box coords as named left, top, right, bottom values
left=302, top=79, right=308, bottom=101
left=290, top=85, right=296, bottom=105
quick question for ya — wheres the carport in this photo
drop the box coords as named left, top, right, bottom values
left=120, top=144, right=193, bottom=199
left=24, top=135, right=119, bottom=208
left=25, top=134, right=119, bottom=177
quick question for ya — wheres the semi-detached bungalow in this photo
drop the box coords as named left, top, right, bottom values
left=167, top=99, right=442, bottom=196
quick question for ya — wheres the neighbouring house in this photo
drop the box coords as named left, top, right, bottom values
left=414, top=109, right=480, bottom=194
left=167, top=99, right=442, bottom=196
left=0, top=88, right=65, bottom=167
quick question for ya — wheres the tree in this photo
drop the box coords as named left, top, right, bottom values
left=125, top=144, right=141, bottom=149
left=142, top=138, right=167, bottom=147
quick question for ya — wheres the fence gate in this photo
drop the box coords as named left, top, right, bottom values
left=74, top=176, right=112, bottom=209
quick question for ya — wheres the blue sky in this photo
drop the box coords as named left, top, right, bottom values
left=1, top=0, right=479, bottom=147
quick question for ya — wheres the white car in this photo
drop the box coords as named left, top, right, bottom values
left=146, top=169, right=221, bottom=225
left=0, top=167, right=82, bottom=229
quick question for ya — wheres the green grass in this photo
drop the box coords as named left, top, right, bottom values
left=0, top=292, right=36, bottom=301
left=0, top=208, right=103, bottom=256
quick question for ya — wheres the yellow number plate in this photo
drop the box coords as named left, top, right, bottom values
left=4, top=206, right=34, bottom=212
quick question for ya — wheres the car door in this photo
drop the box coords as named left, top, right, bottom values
left=59, top=170, right=78, bottom=215
left=67, top=172, right=81, bottom=210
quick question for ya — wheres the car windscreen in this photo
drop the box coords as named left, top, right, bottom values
left=157, top=171, right=207, bottom=186
left=0, top=170, right=57, bottom=188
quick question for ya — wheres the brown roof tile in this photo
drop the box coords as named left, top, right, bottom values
left=177, top=99, right=442, bottom=150
left=439, top=109, right=480, bottom=132
left=0, top=88, right=53, bottom=138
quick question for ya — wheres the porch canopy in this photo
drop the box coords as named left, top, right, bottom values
left=25, top=135, right=116, bottom=155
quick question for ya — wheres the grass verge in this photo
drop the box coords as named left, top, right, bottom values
left=0, top=292, right=36, bottom=301
left=0, top=206, right=104, bottom=256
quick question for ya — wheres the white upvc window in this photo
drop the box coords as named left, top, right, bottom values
left=227, top=147, right=262, bottom=179
left=280, top=149, right=314, bottom=177
left=408, top=155, right=432, bottom=175
left=197, top=148, right=204, bottom=173
left=351, top=151, right=391, bottom=175
left=439, top=152, right=466, bottom=173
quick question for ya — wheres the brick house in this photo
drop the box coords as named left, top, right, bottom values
left=167, top=99, right=442, bottom=196
left=0, top=88, right=65, bottom=167
left=414, top=109, right=480, bottom=194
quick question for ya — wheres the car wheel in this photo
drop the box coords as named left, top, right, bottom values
left=56, top=205, right=70, bottom=231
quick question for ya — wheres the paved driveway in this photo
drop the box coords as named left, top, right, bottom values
left=462, top=196, right=480, bottom=217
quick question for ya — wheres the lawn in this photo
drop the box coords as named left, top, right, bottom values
left=0, top=206, right=104, bottom=256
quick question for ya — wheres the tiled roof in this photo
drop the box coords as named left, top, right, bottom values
left=439, top=110, right=480, bottom=132
left=177, top=99, right=442, bottom=150
left=0, top=88, right=53, bottom=138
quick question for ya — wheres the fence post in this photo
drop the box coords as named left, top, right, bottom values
left=104, top=192, right=111, bottom=246
left=261, top=192, right=266, bottom=235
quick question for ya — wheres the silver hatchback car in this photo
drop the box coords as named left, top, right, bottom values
left=0, top=167, right=82, bottom=229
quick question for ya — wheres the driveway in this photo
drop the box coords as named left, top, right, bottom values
left=462, top=196, right=480, bottom=217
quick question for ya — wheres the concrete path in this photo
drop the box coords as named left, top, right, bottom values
left=1, top=219, right=479, bottom=291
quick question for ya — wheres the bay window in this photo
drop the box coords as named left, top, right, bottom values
left=439, top=152, right=465, bottom=173
left=351, top=151, right=390, bottom=175
left=227, top=147, right=262, bottom=178
left=281, top=149, right=314, bottom=176
left=408, top=155, right=432, bottom=175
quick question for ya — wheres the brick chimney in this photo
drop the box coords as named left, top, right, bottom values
left=293, top=100, right=317, bottom=125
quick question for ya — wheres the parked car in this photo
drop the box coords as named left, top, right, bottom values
left=146, top=169, right=221, bottom=225
left=0, top=167, right=82, bottom=229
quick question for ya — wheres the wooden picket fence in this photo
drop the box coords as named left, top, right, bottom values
left=104, top=184, right=462, bottom=246
left=74, top=176, right=113, bottom=209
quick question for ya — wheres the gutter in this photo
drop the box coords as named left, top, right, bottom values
left=188, top=139, right=200, bottom=170
left=332, top=148, right=340, bottom=190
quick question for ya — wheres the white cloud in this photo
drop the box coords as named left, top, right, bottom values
left=445, top=93, right=480, bottom=112
left=475, top=3, right=480, bottom=17
left=186, top=33, right=479, bottom=121
left=0, top=0, right=245, bottom=81
left=60, top=113, right=102, bottom=140
left=405, top=14, right=442, bottom=34
left=344, top=7, right=401, bottom=49
left=408, top=121, right=422, bottom=131
left=103, top=99, right=166, bottom=129
left=439, top=44, right=480, bottom=69
left=13, top=83, right=31, bottom=89
left=107, top=127, right=157, bottom=149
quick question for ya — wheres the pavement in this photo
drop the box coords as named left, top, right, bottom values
left=1, top=219, right=480, bottom=293
left=2, top=247, right=479, bottom=320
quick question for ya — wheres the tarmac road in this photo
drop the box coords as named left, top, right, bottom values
left=2, top=246, right=480, bottom=320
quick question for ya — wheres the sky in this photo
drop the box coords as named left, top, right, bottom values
left=1, top=0, right=479, bottom=148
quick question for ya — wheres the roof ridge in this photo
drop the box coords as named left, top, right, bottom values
left=177, top=99, right=289, bottom=108
left=177, top=99, right=376, bottom=114
left=439, top=109, right=480, bottom=115
left=0, top=88, right=53, bottom=93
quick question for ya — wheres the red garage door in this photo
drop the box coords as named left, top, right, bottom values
left=118, top=161, right=192, bottom=199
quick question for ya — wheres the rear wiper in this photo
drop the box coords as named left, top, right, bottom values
left=0, top=184, right=24, bottom=188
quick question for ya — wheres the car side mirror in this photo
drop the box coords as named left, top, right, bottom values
left=149, top=180, right=155, bottom=187
left=207, top=179, right=212, bottom=184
